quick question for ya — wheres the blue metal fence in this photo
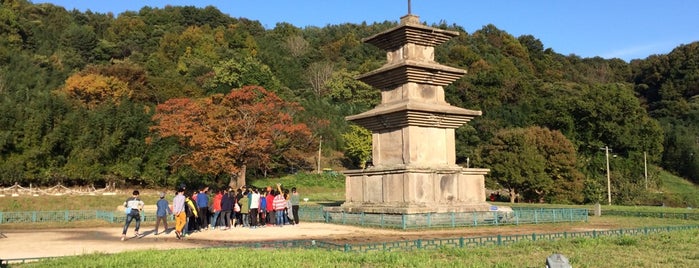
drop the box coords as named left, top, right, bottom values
left=304, top=207, right=589, bottom=229
left=2, top=207, right=697, bottom=228
left=0, top=210, right=159, bottom=224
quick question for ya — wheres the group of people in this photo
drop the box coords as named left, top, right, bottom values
left=120, top=183, right=301, bottom=241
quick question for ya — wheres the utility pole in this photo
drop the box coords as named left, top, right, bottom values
left=601, top=146, right=612, bottom=205
left=644, top=151, right=648, bottom=189
left=317, top=136, right=322, bottom=174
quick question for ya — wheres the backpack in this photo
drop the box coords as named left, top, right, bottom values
left=123, top=197, right=139, bottom=214
left=185, top=198, right=198, bottom=217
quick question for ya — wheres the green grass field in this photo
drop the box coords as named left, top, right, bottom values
left=655, top=168, right=699, bottom=207
left=11, top=228, right=699, bottom=267
left=0, top=172, right=346, bottom=212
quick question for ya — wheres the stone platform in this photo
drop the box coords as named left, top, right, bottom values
left=332, top=166, right=492, bottom=214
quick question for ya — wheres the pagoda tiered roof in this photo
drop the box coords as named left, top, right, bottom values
left=356, top=60, right=466, bottom=90
left=346, top=100, right=481, bottom=131
left=363, top=19, right=460, bottom=50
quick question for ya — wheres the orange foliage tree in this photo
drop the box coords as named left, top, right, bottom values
left=150, top=86, right=315, bottom=188
left=59, top=73, right=132, bottom=108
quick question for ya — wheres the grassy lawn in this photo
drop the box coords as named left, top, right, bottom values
left=12, top=228, right=699, bottom=267
left=655, top=168, right=699, bottom=207
left=0, top=172, right=345, bottom=212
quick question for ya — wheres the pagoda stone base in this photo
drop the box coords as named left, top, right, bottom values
left=328, top=166, right=493, bottom=214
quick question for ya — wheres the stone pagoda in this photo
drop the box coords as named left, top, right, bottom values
left=337, top=13, right=491, bottom=214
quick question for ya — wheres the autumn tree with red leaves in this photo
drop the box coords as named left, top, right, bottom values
left=150, top=86, right=316, bottom=188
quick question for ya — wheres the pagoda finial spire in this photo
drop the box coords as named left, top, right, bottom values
left=400, top=0, right=419, bottom=25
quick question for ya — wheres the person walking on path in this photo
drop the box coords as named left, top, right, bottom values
left=172, top=188, right=186, bottom=239
left=154, top=192, right=172, bottom=235
left=196, top=187, right=210, bottom=230
left=121, top=190, right=145, bottom=241
left=184, top=193, right=199, bottom=235
left=290, top=187, right=300, bottom=224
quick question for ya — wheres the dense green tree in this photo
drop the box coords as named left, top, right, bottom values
left=60, top=23, right=98, bottom=60
left=478, top=127, right=583, bottom=203
left=104, top=13, right=147, bottom=58
left=205, top=56, right=278, bottom=91
left=454, top=124, right=482, bottom=165
left=566, top=83, right=663, bottom=157
left=342, top=125, right=372, bottom=169
left=24, top=3, right=74, bottom=55
left=661, top=122, right=699, bottom=183
left=0, top=2, right=24, bottom=49
left=527, top=127, right=585, bottom=203
left=478, top=127, right=548, bottom=203
left=326, top=68, right=378, bottom=108
left=631, top=43, right=699, bottom=185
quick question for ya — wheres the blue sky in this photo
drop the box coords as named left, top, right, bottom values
left=38, top=0, right=699, bottom=62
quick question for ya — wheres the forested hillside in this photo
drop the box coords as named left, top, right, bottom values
left=0, top=1, right=697, bottom=205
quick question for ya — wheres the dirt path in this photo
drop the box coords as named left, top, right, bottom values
left=0, top=223, right=402, bottom=260
left=0, top=220, right=614, bottom=260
